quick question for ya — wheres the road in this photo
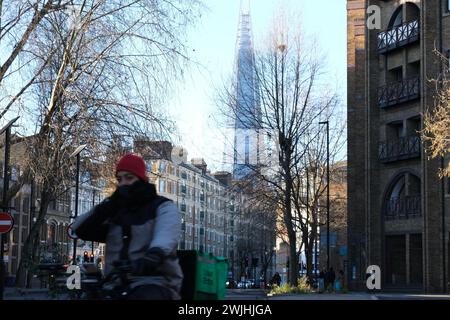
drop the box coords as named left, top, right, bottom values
left=4, top=287, right=450, bottom=300
left=226, top=289, right=450, bottom=300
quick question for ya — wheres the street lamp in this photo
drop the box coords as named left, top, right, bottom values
left=319, top=121, right=330, bottom=271
left=70, top=144, right=87, bottom=265
left=0, top=116, right=19, bottom=300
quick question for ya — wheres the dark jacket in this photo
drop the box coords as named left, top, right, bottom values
left=72, top=181, right=183, bottom=299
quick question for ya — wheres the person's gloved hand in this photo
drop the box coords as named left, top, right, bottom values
left=131, top=247, right=165, bottom=276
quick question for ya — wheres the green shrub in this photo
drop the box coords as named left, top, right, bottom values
left=269, top=277, right=313, bottom=295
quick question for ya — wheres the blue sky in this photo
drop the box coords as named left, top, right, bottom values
left=168, top=0, right=347, bottom=172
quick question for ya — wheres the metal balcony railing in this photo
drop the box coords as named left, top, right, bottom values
left=378, top=135, right=421, bottom=163
left=378, top=77, right=420, bottom=108
left=378, top=20, right=420, bottom=53
left=384, top=195, right=421, bottom=220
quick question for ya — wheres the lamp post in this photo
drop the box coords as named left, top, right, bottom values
left=0, top=116, right=19, bottom=300
left=91, top=188, right=96, bottom=257
left=319, top=121, right=330, bottom=271
left=70, top=144, right=86, bottom=265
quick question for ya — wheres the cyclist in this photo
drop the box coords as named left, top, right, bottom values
left=72, top=153, right=183, bottom=300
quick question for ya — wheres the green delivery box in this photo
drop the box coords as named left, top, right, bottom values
left=177, top=250, right=228, bottom=300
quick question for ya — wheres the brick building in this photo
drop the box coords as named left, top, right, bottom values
left=347, top=0, right=450, bottom=293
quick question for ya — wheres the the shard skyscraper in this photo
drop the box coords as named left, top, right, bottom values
left=232, top=6, right=263, bottom=180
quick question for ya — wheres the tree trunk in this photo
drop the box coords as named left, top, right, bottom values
left=303, top=228, right=313, bottom=282
left=283, top=169, right=298, bottom=286
left=15, top=192, right=50, bottom=287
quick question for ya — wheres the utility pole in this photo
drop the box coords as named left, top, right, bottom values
left=319, top=121, right=330, bottom=271
left=0, top=117, right=19, bottom=300
left=70, top=145, right=86, bottom=265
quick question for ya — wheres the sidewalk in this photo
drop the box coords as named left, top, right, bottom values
left=3, top=287, right=71, bottom=300
left=267, top=292, right=378, bottom=300
left=267, top=292, right=450, bottom=300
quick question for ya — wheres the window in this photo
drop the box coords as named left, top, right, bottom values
left=245, top=135, right=250, bottom=164
left=448, top=50, right=450, bottom=69
left=11, top=166, right=19, bottom=181
left=159, top=180, right=166, bottom=193
left=388, top=5, right=403, bottom=29
left=159, top=161, right=166, bottom=173
left=447, top=176, right=450, bottom=195
left=388, top=66, right=403, bottom=83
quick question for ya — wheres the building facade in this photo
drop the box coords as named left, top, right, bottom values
left=135, top=139, right=276, bottom=283
left=347, top=0, right=450, bottom=293
left=0, top=137, right=104, bottom=279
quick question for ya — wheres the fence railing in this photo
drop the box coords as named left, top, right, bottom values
left=385, top=195, right=421, bottom=220
left=378, top=77, right=420, bottom=108
left=378, top=20, right=419, bottom=53
left=378, top=135, right=421, bottom=163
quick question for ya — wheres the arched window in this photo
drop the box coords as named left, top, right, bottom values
left=384, top=172, right=421, bottom=220
left=388, top=3, right=420, bottom=29
left=389, top=6, right=404, bottom=29
left=47, top=221, right=58, bottom=245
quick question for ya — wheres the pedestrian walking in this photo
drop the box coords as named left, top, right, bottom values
left=271, top=272, right=281, bottom=287
left=318, top=269, right=325, bottom=293
left=328, top=267, right=336, bottom=292
left=335, top=270, right=344, bottom=292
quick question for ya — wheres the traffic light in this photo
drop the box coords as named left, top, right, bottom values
left=90, top=253, right=94, bottom=263
left=83, top=251, right=89, bottom=263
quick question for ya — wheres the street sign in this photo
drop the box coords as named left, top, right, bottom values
left=67, top=223, right=78, bottom=240
left=0, top=212, right=14, bottom=234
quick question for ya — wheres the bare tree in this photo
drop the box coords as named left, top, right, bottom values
left=422, top=49, right=450, bottom=177
left=217, top=12, right=341, bottom=285
left=0, top=1, right=72, bottom=119
left=8, top=0, right=203, bottom=287
left=291, top=119, right=346, bottom=283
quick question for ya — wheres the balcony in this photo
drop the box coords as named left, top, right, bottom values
left=385, top=195, right=421, bottom=220
left=378, top=135, right=421, bottom=163
left=378, top=20, right=419, bottom=54
left=378, top=77, right=420, bottom=108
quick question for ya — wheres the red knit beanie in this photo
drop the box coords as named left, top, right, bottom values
left=116, top=153, right=148, bottom=182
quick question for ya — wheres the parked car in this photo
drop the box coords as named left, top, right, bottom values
left=237, top=279, right=255, bottom=289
